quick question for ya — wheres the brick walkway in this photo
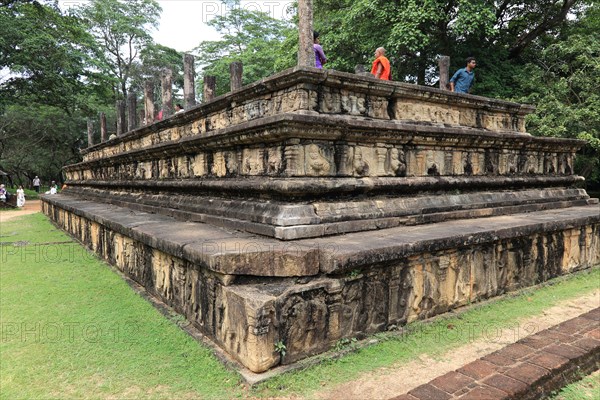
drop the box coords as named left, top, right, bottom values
left=391, top=308, right=600, bottom=400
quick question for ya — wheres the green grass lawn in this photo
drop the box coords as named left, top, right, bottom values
left=551, top=372, right=600, bottom=399
left=0, top=215, right=244, bottom=399
left=1, top=213, right=598, bottom=399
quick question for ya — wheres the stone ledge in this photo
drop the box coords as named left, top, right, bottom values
left=64, top=185, right=592, bottom=239
left=42, top=194, right=600, bottom=276
left=63, top=176, right=586, bottom=197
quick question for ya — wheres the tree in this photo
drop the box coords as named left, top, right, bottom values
left=517, top=4, right=600, bottom=187
left=76, top=0, right=162, bottom=100
left=0, top=104, right=86, bottom=186
left=194, top=0, right=293, bottom=97
left=313, top=0, right=587, bottom=86
left=0, top=0, right=97, bottom=113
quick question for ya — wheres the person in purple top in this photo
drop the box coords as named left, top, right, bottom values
left=313, top=31, right=327, bottom=69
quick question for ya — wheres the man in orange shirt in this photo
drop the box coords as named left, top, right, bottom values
left=371, top=47, right=391, bottom=80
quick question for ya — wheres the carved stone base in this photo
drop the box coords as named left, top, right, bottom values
left=42, top=196, right=600, bottom=372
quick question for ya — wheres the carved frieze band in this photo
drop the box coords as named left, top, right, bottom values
left=66, top=143, right=574, bottom=181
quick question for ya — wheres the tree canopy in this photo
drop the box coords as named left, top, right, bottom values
left=193, top=0, right=293, bottom=98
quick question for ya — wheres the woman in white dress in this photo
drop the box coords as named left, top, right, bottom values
left=16, top=185, right=25, bottom=207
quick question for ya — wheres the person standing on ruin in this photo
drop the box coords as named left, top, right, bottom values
left=314, top=31, right=327, bottom=69
left=449, top=57, right=477, bottom=93
left=32, top=175, right=40, bottom=193
left=371, top=47, right=391, bottom=80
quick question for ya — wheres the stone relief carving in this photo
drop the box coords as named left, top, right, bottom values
left=225, top=151, right=239, bottom=175
left=544, top=153, right=556, bottom=174
left=352, top=146, right=369, bottom=176
left=191, top=153, right=206, bottom=177
left=341, top=90, right=366, bottom=115
left=306, top=144, right=331, bottom=176
left=463, top=152, right=473, bottom=176
left=267, top=147, right=282, bottom=175
left=212, top=152, right=226, bottom=176
left=426, top=150, right=439, bottom=176
left=320, top=90, right=341, bottom=113
left=281, top=295, right=328, bottom=362
left=388, top=148, right=407, bottom=177
left=376, top=147, right=387, bottom=175
left=367, top=96, right=389, bottom=119
left=242, top=149, right=264, bottom=175
left=284, top=142, right=302, bottom=176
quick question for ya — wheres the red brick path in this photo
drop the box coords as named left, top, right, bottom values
left=390, top=308, right=600, bottom=400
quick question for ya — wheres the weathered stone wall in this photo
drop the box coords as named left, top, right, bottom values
left=43, top=200, right=600, bottom=372
left=65, top=132, right=577, bottom=181
left=78, top=68, right=532, bottom=162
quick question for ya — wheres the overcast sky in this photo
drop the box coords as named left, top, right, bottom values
left=154, top=1, right=295, bottom=52
left=58, top=1, right=294, bottom=53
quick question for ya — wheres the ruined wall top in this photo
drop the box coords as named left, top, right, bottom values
left=82, top=66, right=537, bottom=159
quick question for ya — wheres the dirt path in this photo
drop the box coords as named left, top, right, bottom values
left=314, top=290, right=600, bottom=400
left=0, top=199, right=42, bottom=223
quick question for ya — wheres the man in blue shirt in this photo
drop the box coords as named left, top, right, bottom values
left=449, top=57, right=476, bottom=93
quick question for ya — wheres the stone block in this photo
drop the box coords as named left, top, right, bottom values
left=543, top=344, right=586, bottom=360
left=571, top=337, right=600, bottom=352
left=458, top=360, right=500, bottom=380
left=482, top=373, right=528, bottom=397
left=496, top=343, right=536, bottom=361
left=482, top=352, right=517, bottom=367
left=430, top=371, right=475, bottom=394
left=408, top=384, right=452, bottom=400
left=504, top=362, right=550, bottom=385
left=456, top=385, right=508, bottom=400
left=526, top=352, right=570, bottom=371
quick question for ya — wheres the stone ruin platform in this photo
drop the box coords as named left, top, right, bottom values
left=42, top=67, right=600, bottom=373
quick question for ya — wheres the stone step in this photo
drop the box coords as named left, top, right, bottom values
left=64, top=184, right=592, bottom=239
left=390, top=308, right=600, bottom=400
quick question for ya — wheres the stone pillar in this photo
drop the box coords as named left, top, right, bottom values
left=203, top=75, right=216, bottom=102
left=87, top=118, right=94, bottom=147
left=144, top=80, right=154, bottom=125
left=116, top=100, right=126, bottom=135
left=99, top=112, right=107, bottom=142
left=438, top=55, right=450, bottom=90
left=183, top=53, right=196, bottom=109
left=161, top=68, right=173, bottom=118
left=297, top=0, right=315, bottom=67
left=138, top=109, right=145, bottom=127
left=230, top=61, right=243, bottom=91
left=127, top=92, right=137, bottom=131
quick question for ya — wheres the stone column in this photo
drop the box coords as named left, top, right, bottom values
left=297, top=0, right=315, bottom=67
left=116, top=100, right=126, bottom=135
left=144, top=80, right=154, bottom=125
left=438, top=55, right=450, bottom=90
left=183, top=54, right=196, bottom=109
left=161, top=68, right=173, bottom=118
left=127, top=92, right=137, bottom=131
left=203, top=75, right=216, bottom=102
left=87, top=118, right=94, bottom=147
left=99, top=112, right=107, bottom=142
left=230, top=61, right=243, bottom=91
